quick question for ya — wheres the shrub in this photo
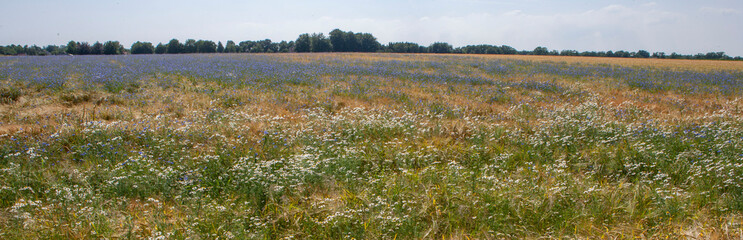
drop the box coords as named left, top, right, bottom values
left=0, top=86, right=22, bottom=104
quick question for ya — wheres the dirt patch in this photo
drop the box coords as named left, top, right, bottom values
left=0, top=124, right=39, bottom=136
left=19, top=104, right=67, bottom=118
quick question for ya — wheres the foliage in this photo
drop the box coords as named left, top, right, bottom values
left=166, top=39, right=183, bottom=54
left=130, top=41, right=155, bottom=54
left=329, top=29, right=381, bottom=52
left=0, top=86, right=22, bottom=104
left=295, top=33, right=311, bottom=52
left=2, top=28, right=740, bottom=59
left=429, top=42, right=453, bottom=53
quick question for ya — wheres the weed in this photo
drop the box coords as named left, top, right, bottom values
left=0, top=86, right=22, bottom=104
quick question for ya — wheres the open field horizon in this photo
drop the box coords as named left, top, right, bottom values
left=1, top=53, right=743, bottom=239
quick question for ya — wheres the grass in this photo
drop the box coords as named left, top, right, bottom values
left=0, top=86, right=22, bottom=104
left=1, top=53, right=743, bottom=239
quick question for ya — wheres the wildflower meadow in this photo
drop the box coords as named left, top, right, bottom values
left=1, top=53, right=743, bottom=239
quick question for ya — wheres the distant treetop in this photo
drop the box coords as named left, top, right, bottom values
left=0, top=29, right=740, bottom=60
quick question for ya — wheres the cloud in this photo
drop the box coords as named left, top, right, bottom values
left=642, top=2, right=658, bottom=8
left=362, top=4, right=685, bottom=51
left=699, top=7, right=741, bottom=15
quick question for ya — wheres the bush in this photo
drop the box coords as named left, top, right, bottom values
left=0, top=87, right=22, bottom=104
left=60, top=92, right=93, bottom=105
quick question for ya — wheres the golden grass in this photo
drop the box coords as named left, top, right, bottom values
left=470, top=54, right=743, bottom=72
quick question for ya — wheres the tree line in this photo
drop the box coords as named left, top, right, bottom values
left=1, top=29, right=740, bottom=60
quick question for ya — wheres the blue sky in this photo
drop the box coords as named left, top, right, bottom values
left=2, top=0, right=742, bottom=56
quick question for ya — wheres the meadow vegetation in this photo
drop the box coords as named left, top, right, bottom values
left=1, top=53, right=743, bottom=239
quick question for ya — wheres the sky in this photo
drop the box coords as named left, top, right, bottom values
left=1, top=0, right=742, bottom=56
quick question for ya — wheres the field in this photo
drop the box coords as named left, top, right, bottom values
left=1, top=53, right=743, bottom=239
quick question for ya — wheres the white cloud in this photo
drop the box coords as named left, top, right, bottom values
left=700, top=7, right=741, bottom=15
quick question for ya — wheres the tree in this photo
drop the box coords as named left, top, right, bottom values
left=309, top=33, right=332, bottom=52
left=103, top=41, right=122, bottom=55
left=500, top=45, right=517, bottom=55
left=0, top=46, right=16, bottom=55
left=329, top=29, right=346, bottom=52
left=704, top=52, right=727, bottom=59
left=636, top=50, right=650, bottom=58
left=66, top=41, right=78, bottom=55
left=278, top=41, right=291, bottom=53
left=560, top=50, right=579, bottom=56
left=429, top=42, right=453, bottom=53
left=249, top=39, right=273, bottom=53
left=344, top=32, right=359, bottom=52
left=532, top=46, right=549, bottom=55
left=358, top=33, right=380, bottom=52
left=652, top=52, right=666, bottom=58
left=155, top=43, right=166, bottom=54
left=224, top=40, right=237, bottom=53
left=295, top=34, right=311, bottom=52
left=184, top=39, right=197, bottom=53
left=131, top=41, right=155, bottom=54
left=91, top=42, right=104, bottom=55
left=78, top=42, right=91, bottom=55
left=388, top=42, right=425, bottom=53
left=166, top=39, right=183, bottom=54
left=614, top=50, right=630, bottom=58
left=23, top=45, right=46, bottom=56
left=258, top=39, right=277, bottom=53
left=195, top=40, right=216, bottom=53
left=458, top=45, right=504, bottom=54
left=217, top=41, right=224, bottom=53
left=45, top=45, right=65, bottom=55
left=238, top=41, right=254, bottom=53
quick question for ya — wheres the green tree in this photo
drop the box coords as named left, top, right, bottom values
left=195, top=40, right=217, bottom=53
left=560, top=50, right=579, bottom=56
left=310, top=33, right=332, bottom=52
left=652, top=52, right=666, bottom=58
left=704, top=52, right=727, bottom=59
left=5, top=46, right=19, bottom=55
left=166, top=39, right=183, bottom=54
left=250, top=39, right=273, bottom=53
left=131, top=41, right=155, bottom=54
left=429, top=42, right=453, bottom=53
left=184, top=39, right=197, bottom=53
left=238, top=41, right=254, bottom=53
left=91, top=42, right=104, bottom=54
left=65, top=41, right=78, bottom=55
left=278, top=41, right=291, bottom=53
left=500, top=45, right=517, bottom=54
left=78, top=42, right=91, bottom=55
left=155, top=43, right=166, bottom=54
left=295, top=34, right=311, bottom=52
left=329, top=29, right=346, bottom=52
left=225, top=40, right=237, bottom=53
left=45, top=45, right=65, bottom=55
left=103, top=41, right=122, bottom=55
left=636, top=50, right=650, bottom=58
left=346, top=32, right=359, bottom=52
left=217, top=41, right=224, bottom=53
left=388, top=42, right=425, bottom=53
left=532, top=46, right=549, bottom=55
left=358, top=33, right=380, bottom=52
